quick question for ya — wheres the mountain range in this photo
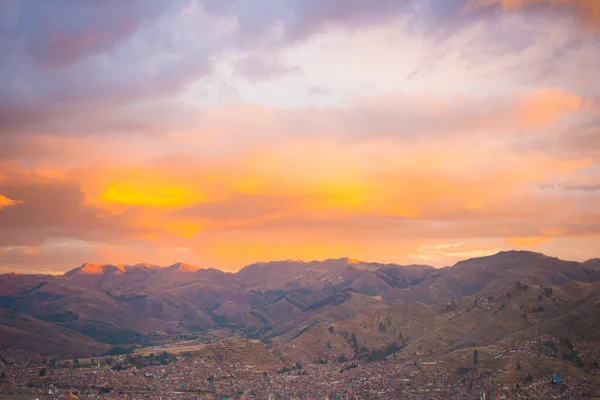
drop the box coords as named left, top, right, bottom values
left=0, top=250, right=599, bottom=366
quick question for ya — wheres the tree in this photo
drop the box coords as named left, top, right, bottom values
left=473, top=349, right=479, bottom=365
left=350, top=333, right=358, bottom=349
left=39, top=368, right=46, bottom=377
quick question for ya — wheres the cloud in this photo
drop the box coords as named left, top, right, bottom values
left=8, top=0, right=172, bottom=67
left=0, top=194, right=22, bottom=210
left=0, top=0, right=599, bottom=272
left=470, top=0, right=600, bottom=27
left=541, top=183, right=600, bottom=191
left=0, top=0, right=217, bottom=134
left=0, top=168, right=136, bottom=247
left=308, top=85, right=329, bottom=95
left=170, top=193, right=292, bottom=225
left=507, top=236, right=555, bottom=247
left=233, top=54, right=300, bottom=82
left=409, top=241, right=502, bottom=261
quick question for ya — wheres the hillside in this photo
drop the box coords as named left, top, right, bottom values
left=392, top=251, right=600, bottom=304
left=0, top=251, right=599, bottom=363
left=0, top=308, right=109, bottom=363
left=283, top=280, right=600, bottom=394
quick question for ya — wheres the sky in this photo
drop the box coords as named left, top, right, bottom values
left=0, top=0, right=599, bottom=273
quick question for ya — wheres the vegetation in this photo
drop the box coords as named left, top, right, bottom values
left=515, top=280, right=529, bottom=291
left=183, top=324, right=205, bottom=332
left=350, top=333, right=358, bottom=351
left=103, top=351, right=178, bottom=371
left=71, top=325, right=143, bottom=345
left=367, top=342, right=404, bottom=361
left=111, top=364, right=124, bottom=371
left=38, top=311, right=79, bottom=323
left=541, top=286, right=553, bottom=297
left=473, top=349, right=479, bottom=365
left=104, top=346, right=132, bottom=356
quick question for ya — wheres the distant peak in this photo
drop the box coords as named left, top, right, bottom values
left=324, top=257, right=361, bottom=265
left=497, top=250, right=546, bottom=256
left=133, top=263, right=160, bottom=269
left=167, top=262, right=201, bottom=272
left=79, top=263, right=104, bottom=275
left=66, top=262, right=104, bottom=276
left=64, top=262, right=128, bottom=276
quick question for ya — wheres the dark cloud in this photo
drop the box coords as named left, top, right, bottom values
left=0, top=0, right=597, bottom=142
left=0, top=0, right=478, bottom=136
left=14, top=0, right=170, bottom=67
left=0, top=0, right=210, bottom=134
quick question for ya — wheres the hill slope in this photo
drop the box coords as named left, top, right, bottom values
left=0, top=308, right=109, bottom=363
left=1, top=251, right=599, bottom=362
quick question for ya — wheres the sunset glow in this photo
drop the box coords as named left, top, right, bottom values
left=1, top=0, right=599, bottom=273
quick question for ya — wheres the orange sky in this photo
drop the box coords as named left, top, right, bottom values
left=0, top=0, right=599, bottom=273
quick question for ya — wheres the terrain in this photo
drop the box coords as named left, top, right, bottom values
left=1, top=251, right=600, bottom=398
left=0, top=308, right=109, bottom=363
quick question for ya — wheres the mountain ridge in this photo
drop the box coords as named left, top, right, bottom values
left=1, top=250, right=599, bottom=361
